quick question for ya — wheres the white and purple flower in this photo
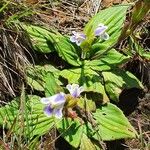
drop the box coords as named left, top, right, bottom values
left=95, top=23, right=109, bottom=40
left=41, top=92, right=66, bottom=119
left=66, top=84, right=84, bottom=98
left=70, top=31, right=86, bottom=46
left=41, top=84, right=84, bottom=118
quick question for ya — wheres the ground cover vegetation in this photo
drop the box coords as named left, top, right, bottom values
left=0, top=0, right=150, bottom=149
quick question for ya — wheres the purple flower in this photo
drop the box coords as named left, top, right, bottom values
left=41, top=92, right=66, bottom=119
left=70, top=31, right=86, bottom=46
left=66, top=84, right=84, bottom=98
left=41, top=84, right=84, bottom=118
left=95, top=23, right=109, bottom=40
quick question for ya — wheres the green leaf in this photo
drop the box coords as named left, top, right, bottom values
left=26, top=96, right=55, bottom=136
left=102, top=70, right=144, bottom=102
left=44, top=72, right=63, bottom=96
left=142, top=52, right=150, bottom=59
left=80, top=134, right=98, bottom=150
left=22, top=24, right=57, bottom=53
left=85, top=49, right=130, bottom=71
left=60, top=68, right=109, bottom=103
left=54, top=36, right=81, bottom=66
left=27, top=74, right=45, bottom=92
left=26, top=65, right=60, bottom=91
left=84, top=5, right=130, bottom=57
left=0, top=95, right=55, bottom=137
left=84, top=5, right=130, bottom=35
left=0, top=1, right=11, bottom=13
left=131, top=0, right=150, bottom=25
left=92, top=103, right=137, bottom=141
left=57, top=117, right=103, bottom=149
left=128, top=36, right=150, bottom=60
left=78, top=97, right=96, bottom=112
left=129, top=37, right=150, bottom=60
left=57, top=118, right=84, bottom=148
left=23, top=24, right=81, bottom=66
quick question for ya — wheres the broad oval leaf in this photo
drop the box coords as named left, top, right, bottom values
left=84, top=5, right=130, bottom=34
left=85, top=49, right=130, bottom=71
left=57, top=118, right=84, bottom=148
left=60, top=68, right=109, bottom=103
left=84, top=5, right=130, bottom=57
left=54, top=36, right=81, bottom=66
left=92, top=103, right=138, bottom=141
left=44, top=72, right=63, bottom=97
left=80, top=134, right=97, bottom=150
left=0, top=95, right=55, bottom=137
left=102, top=70, right=144, bottom=102
left=23, top=24, right=81, bottom=66
left=22, top=24, right=57, bottom=53
left=26, top=65, right=60, bottom=91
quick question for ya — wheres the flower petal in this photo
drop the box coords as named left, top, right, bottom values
left=71, top=86, right=79, bottom=97
left=70, top=32, right=86, bottom=46
left=53, top=107, right=63, bottom=119
left=66, top=84, right=79, bottom=92
left=44, top=105, right=53, bottom=117
left=101, top=32, right=109, bottom=40
left=51, top=92, right=66, bottom=106
left=79, top=33, right=86, bottom=40
left=66, top=84, right=72, bottom=91
left=41, top=97, right=51, bottom=104
left=72, top=84, right=79, bottom=89
left=95, top=25, right=108, bottom=36
left=72, top=31, right=77, bottom=35
left=79, top=86, right=84, bottom=93
left=66, top=84, right=83, bottom=98
left=41, top=93, right=65, bottom=106
left=70, top=35, right=76, bottom=43
left=76, top=40, right=82, bottom=46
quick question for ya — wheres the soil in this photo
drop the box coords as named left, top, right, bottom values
left=126, top=95, right=150, bottom=150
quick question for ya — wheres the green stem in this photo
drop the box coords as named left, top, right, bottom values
left=0, top=0, right=11, bottom=13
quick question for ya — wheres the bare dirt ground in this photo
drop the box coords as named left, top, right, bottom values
left=126, top=96, right=150, bottom=150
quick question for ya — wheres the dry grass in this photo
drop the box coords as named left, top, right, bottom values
left=0, top=27, right=30, bottom=103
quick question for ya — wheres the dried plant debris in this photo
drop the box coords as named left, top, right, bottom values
left=0, top=28, right=30, bottom=102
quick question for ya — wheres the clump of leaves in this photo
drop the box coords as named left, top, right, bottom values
left=0, top=2, right=149, bottom=149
